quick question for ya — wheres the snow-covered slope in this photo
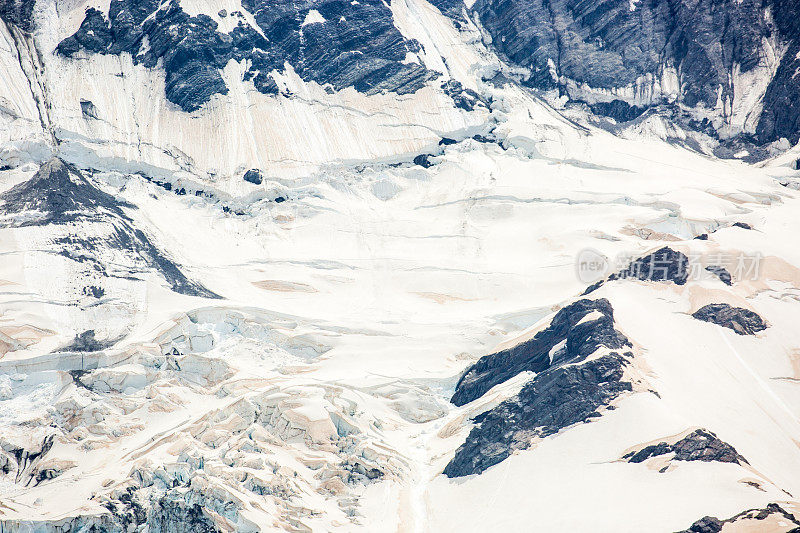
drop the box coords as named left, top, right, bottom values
left=3, top=0, right=800, bottom=532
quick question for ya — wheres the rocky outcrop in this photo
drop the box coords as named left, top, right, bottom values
left=451, top=298, right=630, bottom=406
left=0, top=158, right=129, bottom=227
left=705, top=266, right=732, bottom=286
left=0, top=158, right=218, bottom=298
left=60, top=330, right=107, bottom=352
left=584, top=247, right=689, bottom=294
left=444, top=352, right=633, bottom=477
left=692, top=304, right=767, bottom=335
left=413, top=154, right=435, bottom=168
left=445, top=298, right=634, bottom=477
left=755, top=0, right=800, bottom=145
left=0, top=0, right=36, bottom=32
left=680, top=503, right=800, bottom=533
left=56, top=0, right=434, bottom=112
left=682, top=516, right=724, bottom=533
left=612, top=247, right=689, bottom=285
left=624, top=429, right=747, bottom=466
left=590, top=100, right=648, bottom=123
left=437, top=0, right=800, bottom=145
left=243, top=169, right=263, bottom=185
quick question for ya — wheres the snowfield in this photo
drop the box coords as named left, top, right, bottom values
left=2, top=0, right=800, bottom=531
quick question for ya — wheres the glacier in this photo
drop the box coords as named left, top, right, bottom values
left=2, top=0, right=800, bottom=531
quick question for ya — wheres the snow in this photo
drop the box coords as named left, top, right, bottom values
left=302, top=10, right=326, bottom=26
left=20, top=0, right=484, bottom=187
left=2, top=0, right=800, bottom=530
left=180, top=0, right=267, bottom=36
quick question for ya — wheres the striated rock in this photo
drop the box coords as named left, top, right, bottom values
left=692, top=304, right=767, bottom=335
left=755, top=0, right=800, bottom=144
left=0, top=158, right=130, bottom=228
left=625, top=429, right=747, bottom=466
left=436, top=0, right=800, bottom=145
left=0, top=158, right=218, bottom=298
left=57, top=0, right=434, bottom=112
left=445, top=299, right=635, bottom=477
left=451, top=298, right=630, bottom=406
left=671, top=430, right=747, bottom=463
left=444, top=352, right=633, bottom=477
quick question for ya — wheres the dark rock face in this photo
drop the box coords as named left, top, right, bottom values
left=625, top=429, right=747, bottom=465
left=671, top=429, right=747, bottom=463
left=57, top=0, right=434, bottom=112
left=584, top=247, right=689, bottom=294
left=61, top=330, right=106, bottom=352
left=84, top=285, right=105, bottom=298
left=0, top=157, right=133, bottom=227
left=0, top=0, right=36, bottom=32
left=56, top=8, right=114, bottom=56
left=0, top=158, right=219, bottom=298
left=445, top=298, right=634, bottom=477
left=441, top=79, right=484, bottom=111
left=451, top=298, right=630, bottom=406
left=590, top=100, right=647, bottom=123
left=243, top=169, right=263, bottom=185
left=80, top=99, right=99, bottom=120
left=427, top=0, right=466, bottom=20
left=469, top=0, right=763, bottom=95
left=705, top=265, right=732, bottom=286
left=680, top=503, right=800, bottom=533
left=444, top=353, right=633, bottom=477
left=444, top=0, right=800, bottom=145
left=413, top=154, right=434, bottom=168
left=692, top=304, right=767, bottom=335
left=682, top=516, right=724, bottom=533
left=756, top=0, right=800, bottom=144
left=613, top=247, right=689, bottom=285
